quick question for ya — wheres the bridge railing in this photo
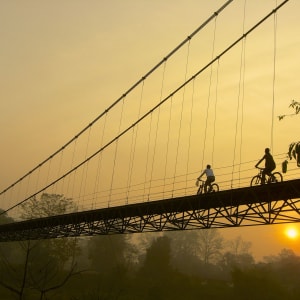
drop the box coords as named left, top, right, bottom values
left=0, top=152, right=299, bottom=225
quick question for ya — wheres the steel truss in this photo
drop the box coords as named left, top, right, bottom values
left=0, top=179, right=299, bottom=242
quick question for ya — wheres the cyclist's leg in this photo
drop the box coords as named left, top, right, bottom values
left=262, top=169, right=268, bottom=184
left=207, top=183, right=212, bottom=193
left=269, top=167, right=276, bottom=182
left=263, top=168, right=272, bottom=183
left=204, top=180, right=208, bottom=193
left=206, top=176, right=215, bottom=192
left=209, top=176, right=215, bottom=192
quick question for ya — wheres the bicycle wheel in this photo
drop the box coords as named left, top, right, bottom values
left=210, top=183, right=219, bottom=192
left=250, top=175, right=261, bottom=186
left=271, top=172, right=283, bottom=183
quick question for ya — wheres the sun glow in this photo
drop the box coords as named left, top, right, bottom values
left=285, top=227, right=299, bottom=239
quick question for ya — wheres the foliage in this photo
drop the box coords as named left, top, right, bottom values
left=1, top=214, right=300, bottom=299
left=278, top=100, right=300, bottom=120
left=231, top=264, right=286, bottom=300
left=20, top=193, right=76, bottom=219
left=139, top=235, right=172, bottom=275
left=68, top=231, right=300, bottom=300
left=278, top=100, right=300, bottom=168
left=87, top=234, right=133, bottom=275
left=0, top=193, right=81, bottom=299
left=0, top=208, right=14, bottom=225
left=287, top=142, right=300, bottom=167
left=196, top=229, right=224, bottom=265
left=169, top=230, right=204, bottom=275
left=20, top=193, right=79, bottom=263
left=227, top=235, right=252, bottom=255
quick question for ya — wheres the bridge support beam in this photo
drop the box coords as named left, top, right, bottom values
left=0, top=179, right=299, bottom=242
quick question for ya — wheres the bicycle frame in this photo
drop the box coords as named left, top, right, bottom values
left=196, top=179, right=218, bottom=194
left=251, top=167, right=282, bottom=186
left=197, top=179, right=206, bottom=194
left=255, top=167, right=273, bottom=183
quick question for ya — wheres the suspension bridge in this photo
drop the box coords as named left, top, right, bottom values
left=0, top=0, right=299, bottom=242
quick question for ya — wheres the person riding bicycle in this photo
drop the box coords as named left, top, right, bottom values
left=255, top=148, right=276, bottom=184
left=197, top=164, right=215, bottom=193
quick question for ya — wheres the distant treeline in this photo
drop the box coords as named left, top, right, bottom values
left=0, top=193, right=299, bottom=299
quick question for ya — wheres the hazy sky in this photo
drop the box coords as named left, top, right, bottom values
left=1, top=0, right=300, bottom=260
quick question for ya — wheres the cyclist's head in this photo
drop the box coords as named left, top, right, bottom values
left=265, top=148, right=270, bottom=154
left=207, top=164, right=211, bottom=169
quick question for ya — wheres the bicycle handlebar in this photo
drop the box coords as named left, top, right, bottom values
left=255, top=166, right=264, bottom=170
left=195, top=178, right=205, bottom=186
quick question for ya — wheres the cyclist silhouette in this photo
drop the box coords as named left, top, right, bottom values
left=255, top=148, right=276, bottom=184
left=197, top=164, right=215, bottom=193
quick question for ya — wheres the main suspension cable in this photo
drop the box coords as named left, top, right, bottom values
left=271, top=3, right=278, bottom=152
left=0, top=0, right=234, bottom=197
left=2, top=1, right=289, bottom=214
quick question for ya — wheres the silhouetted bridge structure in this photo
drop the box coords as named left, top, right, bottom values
left=0, top=179, right=299, bottom=242
left=1, top=0, right=299, bottom=243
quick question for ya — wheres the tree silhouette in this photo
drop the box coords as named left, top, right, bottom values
left=278, top=100, right=300, bottom=167
left=197, top=229, right=224, bottom=265
left=0, top=194, right=81, bottom=299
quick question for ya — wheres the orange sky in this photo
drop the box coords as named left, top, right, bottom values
left=1, top=0, right=300, bottom=260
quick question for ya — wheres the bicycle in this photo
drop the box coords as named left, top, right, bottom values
left=196, top=179, right=219, bottom=195
left=250, top=167, right=283, bottom=186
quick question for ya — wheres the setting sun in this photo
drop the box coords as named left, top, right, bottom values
left=285, top=227, right=299, bottom=239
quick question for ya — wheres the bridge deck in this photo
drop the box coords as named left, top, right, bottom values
left=0, top=179, right=299, bottom=241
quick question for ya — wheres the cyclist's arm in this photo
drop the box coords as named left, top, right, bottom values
left=255, top=156, right=264, bottom=168
left=197, top=170, right=205, bottom=180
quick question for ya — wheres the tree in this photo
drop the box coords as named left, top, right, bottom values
left=197, top=229, right=224, bottom=265
left=20, top=193, right=79, bottom=263
left=88, top=234, right=135, bottom=275
left=0, top=193, right=81, bottom=299
left=263, top=249, right=300, bottom=297
left=82, top=233, right=139, bottom=299
left=168, top=229, right=225, bottom=278
left=0, top=210, right=24, bottom=298
left=135, top=235, right=180, bottom=300
left=278, top=100, right=300, bottom=167
left=168, top=230, right=205, bottom=275
left=231, top=264, right=286, bottom=300
left=77, top=232, right=164, bottom=299
left=139, top=235, right=172, bottom=276
left=227, top=236, right=252, bottom=256
left=220, top=236, right=254, bottom=273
